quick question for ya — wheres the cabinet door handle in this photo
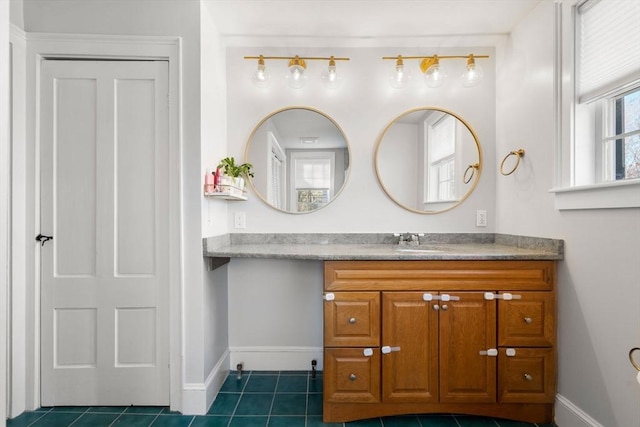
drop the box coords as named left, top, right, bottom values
left=441, top=304, right=448, bottom=311
left=524, top=317, right=533, bottom=324
left=432, top=304, right=440, bottom=311
left=524, top=373, right=533, bottom=381
left=349, top=374, right=357, bottom=381
left=349, top=317, right=357, bottom=324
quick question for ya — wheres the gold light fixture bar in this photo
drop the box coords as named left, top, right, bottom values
left=245, top=55, right=350, bottom=62
left=383, top=54, right=489, bottom=71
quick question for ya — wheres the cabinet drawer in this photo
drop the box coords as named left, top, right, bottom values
left=324, top=348, right=380, bottom=403
left=498, top=292, right=555, bottom=347
left=498, top=348, right=555, bottom=403
left=324, top=292, right=380, bottom=347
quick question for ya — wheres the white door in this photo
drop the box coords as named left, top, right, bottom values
left=39, top=60, right=170, bottom=406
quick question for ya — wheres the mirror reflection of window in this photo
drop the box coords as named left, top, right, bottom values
left=267, top=131, right=286, bottom=209
left=290, top=152, right=335, bottom=212
left=425, top=113, right=456, bottom=202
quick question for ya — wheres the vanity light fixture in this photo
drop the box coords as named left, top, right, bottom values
left=321, top=56, right=342, bottom=89
left=383, top=54, right=489, bottom=88
left=250, top=55, right=271, bottom=88
left=460, top=54, right=484, bottom=87
left=389, top=55, right=412, bottom=89
left=245, top=55, right=350, bottom=89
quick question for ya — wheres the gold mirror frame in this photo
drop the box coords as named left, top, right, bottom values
left=244, top=106, right=351, bottom=214
left=374, top=107, right=482, bottom=214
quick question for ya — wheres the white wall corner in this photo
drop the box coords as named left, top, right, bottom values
left=182, top=349, right=230, bottom=415
left=229, top=346, right=324, bottom=372
left=555, top=394, right=605, bottom=427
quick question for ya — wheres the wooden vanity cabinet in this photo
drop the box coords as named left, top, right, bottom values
left=323, top=260, right=556, bottom=424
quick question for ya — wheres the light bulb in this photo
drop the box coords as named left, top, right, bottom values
left=461, top=54, right=484, bottom=87
left=321, top=56, right=342, bottom=89
left=286, top=55, right=307, bottom=89
left=423, top=56, right=447, bottom=88
left=389, top=55, right=411, bottom=89
left=251, top=55, right=271, bottom=88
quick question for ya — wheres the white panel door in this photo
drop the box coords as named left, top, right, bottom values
left=40, top=60, right=170, bottom=406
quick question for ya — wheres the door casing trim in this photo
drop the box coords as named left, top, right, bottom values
left=24, top=32, right=183, bottom=412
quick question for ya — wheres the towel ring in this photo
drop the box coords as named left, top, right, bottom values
left=463, top=163, right=480, bottom=184
left=500, top=149, right=525, bottom=176
left=630, top=347, right=640, bottom=371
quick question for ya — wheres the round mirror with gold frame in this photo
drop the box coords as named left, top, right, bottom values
left=245, top=106, right=350, bottom=214
left=375, top=107, right=482, bottom=214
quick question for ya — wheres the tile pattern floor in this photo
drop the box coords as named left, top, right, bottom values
left=8, top=370, right=557, bottom=427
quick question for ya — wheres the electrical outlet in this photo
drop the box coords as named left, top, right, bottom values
left=234, top=212, right=246, bottom=229
left=476, top=210, right=487, bottom=227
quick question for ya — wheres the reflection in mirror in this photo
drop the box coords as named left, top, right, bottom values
left=375, top=107, right=482, bottom=214
left=245, top=107, right=350, bottom=214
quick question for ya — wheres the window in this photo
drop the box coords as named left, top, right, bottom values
left=290, top=152, right=335, bottom=213
left=425, top=113, right=456, bottom=202
left=553, top=0, right=640, bottom=209
left=602, top=89, right=640, bottom=182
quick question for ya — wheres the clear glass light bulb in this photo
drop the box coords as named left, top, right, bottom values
left=286, top=57, right=307, bottom=89
left=424, top=63, right=447, bottom=88
left=251, top=60, right=271, bottom=88
left=389, top=57, right=411, bottom=89
left=461, top=56, right=484, bottom=87
left=321, top=58, right=342, bottom=89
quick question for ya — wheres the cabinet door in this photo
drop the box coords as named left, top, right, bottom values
left=440, top=292, right=496, bottom=403
left=381, top=292, right=439, bottom=403
left=324, top=292, right=380, bottom=347
left=324, top=348, right=380, bottom=403
left=498, top=348, right=555, bottom=403
left=498, top=292, right=555, bottom=347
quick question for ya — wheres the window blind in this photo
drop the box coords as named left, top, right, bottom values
left=578, top=0, right=640, bottom=103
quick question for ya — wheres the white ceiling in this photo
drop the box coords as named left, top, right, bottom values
left=204, top=0, right=543, bottom=46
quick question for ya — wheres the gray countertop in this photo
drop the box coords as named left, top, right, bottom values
left=202, top=233, right=564, bottom=262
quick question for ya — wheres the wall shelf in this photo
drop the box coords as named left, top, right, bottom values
left=204, top=191, right=247, bottom=201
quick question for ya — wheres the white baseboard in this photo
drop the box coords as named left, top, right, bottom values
left=182, top=350, right=230, bottom=415
left=555, top=394, right=604, bottom=427
left=229, top=346, right=323, bottom=372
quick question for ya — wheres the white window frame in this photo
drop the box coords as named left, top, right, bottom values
left=289, top=151, right=335, bottom=212
left=550, top=0, right=640, bottom=210
left=423, top=112, right=457, bottom=203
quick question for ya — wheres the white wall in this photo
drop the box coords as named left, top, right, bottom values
left=496, top=2, right=640, bottom=426
left=224, top=45, right=497, bottom=370
left=1, top=1, right=11, bottom=425
left=225, top=46, right=497, bottom=232
left=199, top=0, right=230, bottom=413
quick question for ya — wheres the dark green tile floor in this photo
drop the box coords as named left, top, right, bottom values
left=8, top=371, right=557, bottom=427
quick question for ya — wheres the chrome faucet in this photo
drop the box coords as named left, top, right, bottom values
left=394, top=232, right=424, bottom=246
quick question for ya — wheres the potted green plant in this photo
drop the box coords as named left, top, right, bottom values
left=217, top=157, right=254, bottom=196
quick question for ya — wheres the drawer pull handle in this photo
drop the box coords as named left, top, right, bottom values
left=349, top=374, right=357, bottom=381
left=349, top=317, right=357, bottom=324
left=524, top=373, right=533, bottom=381
left=524, top=317, right=533, bottom=324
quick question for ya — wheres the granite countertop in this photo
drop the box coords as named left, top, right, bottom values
left=202, top=233, right=564, bottom=263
